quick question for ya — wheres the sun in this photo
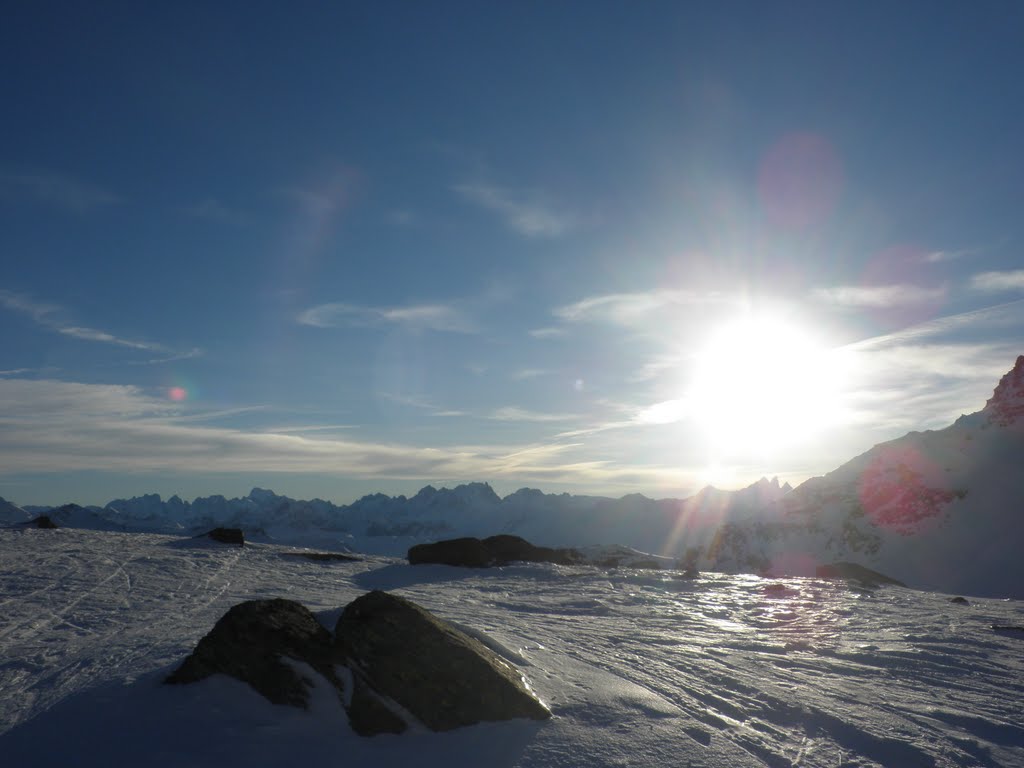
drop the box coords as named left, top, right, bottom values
left=686, top=309, right=848, bottom=456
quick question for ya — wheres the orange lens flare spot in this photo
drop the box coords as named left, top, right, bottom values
left=168, top=386, right=188, bottom=402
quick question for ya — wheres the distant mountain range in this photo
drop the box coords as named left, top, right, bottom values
left=3, top=355, right=1022, bottom=599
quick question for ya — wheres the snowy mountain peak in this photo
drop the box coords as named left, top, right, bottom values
left=0, top=496, right=30, bottom=524
left=983, top=354, right=1024, bottom=428
left=247, top=487, right=280, bottom=502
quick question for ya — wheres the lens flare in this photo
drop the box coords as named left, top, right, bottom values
left=168, top=386, right=188, bottom=402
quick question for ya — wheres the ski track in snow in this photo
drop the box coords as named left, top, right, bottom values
left=1, top=528, right=1022, bottom=767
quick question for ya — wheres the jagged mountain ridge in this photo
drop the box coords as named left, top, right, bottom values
left=1, top=476, right=792, bottom=558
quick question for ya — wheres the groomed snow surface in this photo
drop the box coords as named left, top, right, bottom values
left=1, top=529, right=1022, bottom=767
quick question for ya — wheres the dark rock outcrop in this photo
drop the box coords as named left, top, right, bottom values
left=407, top=536, right=493, bottom=567
left=815, top=562, right=905, bottom=588
left=165, top=598, right=341, bottom=709
left=205, top=527, right=244, bottom=546
left=949, top=596, right=969, bottom=605
left=983, top=354, right=1024, bottom=428
left=31, top=515, right=58, bottom=529
left=281, top=551, right=361, bottom=562
left=408, top=534, right=580, bottom=568
left=335, top=590, right=550, bottom=734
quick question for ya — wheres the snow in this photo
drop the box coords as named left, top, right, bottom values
left=2, top=527, right=1022, bottom=767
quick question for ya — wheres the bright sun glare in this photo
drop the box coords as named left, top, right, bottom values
left=687, top=310, right=848, bottom=456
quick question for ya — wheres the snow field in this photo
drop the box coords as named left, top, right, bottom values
left=1, top=528, right=1022, bottom=767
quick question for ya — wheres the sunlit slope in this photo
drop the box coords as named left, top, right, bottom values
left=707, top=356, right=1024, bottom=598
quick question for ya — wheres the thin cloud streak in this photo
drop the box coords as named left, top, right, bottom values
left=489, top=406, right=580, bottom=423
left=846, top=298, right=1024, bottom=349
left=57, top=326, right=163, bottom=351
left=0, top=289, right=197, bottom=359
left=554, top=290, right=734, bottom=326
left=454, top=182, right=575, bottom=238
left=812, top=283, right=947, bottom=308
left=528, top=327, right=566, bottom=339
left=970, top=270, right=1024, bottom=293
left=298, top=301, right=476, bottom=333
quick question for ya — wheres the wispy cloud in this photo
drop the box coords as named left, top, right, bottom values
left=297, top=301, right=476, bottom=333
left=0, top=289, right=198, bottom=361
left=512, top=368, right=551, bottom=380
left=847, top=298, right=1024, bottom=348
left=488, top=406, right=579, bottom=423
left=554, top=290, right=732, bottom=326
left=838, top=300, right=1024, bottom=429
left=0, top=171, right=121, bottom=213
left=57, top=326, right=163, bottom=351
left=454, top=182, right=575, bottom=238
left=633, top=399, right=688, bottom=425
left=811, top=283, right=947, bottom=308
left=126, top=348, right=205, bottom=366
left=378, top=392, right=466, bottom=419
left=922, top=248, right=975, bottom=264
left=528, top=326, right=567, bottom=339
left=969, top=270, right=1024, bottom=293
left=0, top=377, right=595, bottom=485
left=265, top=424, right=359, bottom=434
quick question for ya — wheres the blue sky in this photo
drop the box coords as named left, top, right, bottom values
left=2, top=2, right=1023, bottom=506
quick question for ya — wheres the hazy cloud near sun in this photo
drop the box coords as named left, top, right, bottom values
left=298, top=301, right=476, bottom=333
left=837, top=301, right=1024, bottom=429
left=553, top=289, right=734, bottom=328
left=811, top=283, right=948, bottom=308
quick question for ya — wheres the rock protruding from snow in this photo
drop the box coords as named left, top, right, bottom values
left=815, top=562, right=905, bottom=588
left=30, top=515, right=58, bottom=529
left=165, top=598, right=342, bottom=709
left=335, top=590, right=550, bottom=734
left=983, top=354, right=1024, bottom=428
left=204, top=527, right=244, bottom=546
left=407, top=535, right=581, bottom=568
